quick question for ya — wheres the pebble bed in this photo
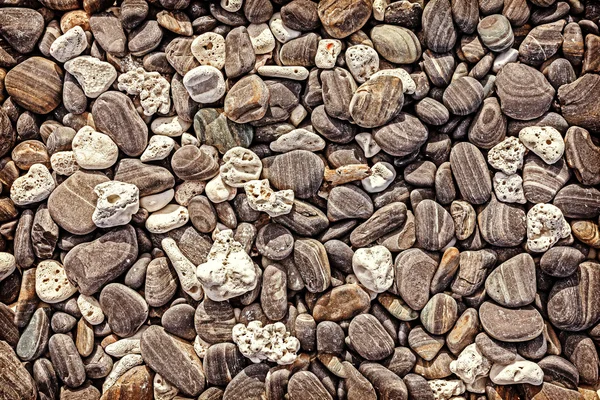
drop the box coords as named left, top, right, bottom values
left=0, top=0, right=600, bottom=399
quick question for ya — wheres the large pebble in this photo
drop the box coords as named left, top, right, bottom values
left=317, top=0, right=372, bottom=38
left=349, top=314, right=395, bottom=361
left=485, top=253, right=536, bottom=307
left=224, top=75, right=270, bottom=123
left=49, top=26, right=87, bottom=62
left=527, top=203, right=570, bottom=252
left=5, top=57, right=63, bottom=114
left=489, top=360, right=544, bottom=385
left=479, top=301, right=544, bottom=342
left=352, top=245, right=393, bottom=293
left=266, top=150, right=324, bottom=199
left=100, top=283, right=148, bottom=338
left=450, top=142, right=492, bottom=204
left=71, top=126, right=119, bottom=169
left=519, top=126, right=564, bottom=164
left=64, top=56, right=117, bottom=98
left=35, top=260, right=77, bottom=304
left=0, top=341, right=37, bottom=400
left=183, top=66, right=226, bottom=103
left=10, top=164, right=55, bottom=206
left=145, top=204, right=189, bottom=234
left=396, top=248, right=437, bottom=310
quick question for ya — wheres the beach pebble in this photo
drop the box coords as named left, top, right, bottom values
left=0, top=253, right=16, bottom=282
left=270, top=128, right=325, bottom=152
left=140, top=189, right=174, bottom=212
left=117, top=68, right=171, bottom=116
left=247, top=23, right=276, bottom=54
left=519, top=126, right=564, bottom=164
left=162, top=237, right=203, bottom=300
left=315, top=39, right=342, bottom=69
left=183, top=66, right=226, bottom=103
left=244, top=179, right=294, bottom=217
left=140, top=135, right=176, bottom=162
left=145, top=204, right=189, bottom=234
left=362, top=162, right=396, bottom=193
left=50, top=151, right=79, bottom=176
left=197, top=230, right=258, bottom=301
left=346, top=45, right=379, bottom=83
left=269, top=12, right=301, bottom=43
left=49, top=26, right=87, bottom=62
left=220, top=147, right=262, bottom=187
left=232, top=321, right=300, bottom=365
left=205, top=174, right=237, bottom=204
left=428, top=379, right=465, bottom=400
left=35, top=260, right=78, bottom=304
left=257, top=65, right=309, bottom=80
left=352, top=245, right=394, bottom=293
left=10, top=164, right=55, bottom=206
left=151, top=116, right=191, bottom=137
left=64, top=56, right=117, bottom=98
left=370, top=68, right=417, bottom=95
left=71, top=126, right=119, bottom=169
left=487, top=136, right=527, bottom=175
left=489, top=360, right=544, bottom=385
left=493, top=172, right=526, bottom=204
left=449, top=344, right=491, bottom=385
left=191, top=32, right=226, bottom=69
left=527, top=203, right=571, bottom=252
left=92, top=181, right=140, bottom=228
left=77, top=294, right=105, bottom=325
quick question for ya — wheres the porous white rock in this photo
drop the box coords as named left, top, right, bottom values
left=10, top=164, right=55, bottom=206
left=145, top=204, right=189, bottom=234
left=205, top=174, right=237, bottom=204
left=489, top=360, right=544, bottom=385
left=183, top=66, right=226, bottom=103
left=493, top=172, right=526, bottom=204
left=154, top=374, right=178, bottom=400
left=247, top=23, right=276, bottom=54
left=150, top=116, right=191, bottom=137
left=174, top=181, right=206, bottom=206
left=232, top=321, right=300, bottom=365
left=527, top=203, right=571, bottom=252
left=362, top=161, right=396, bottom=193
left=35, top=260, right=78, bottom=304
left=140, top=135, right=176, bottom=162
left=355, top=132, right=381, bottom=157
left=370, top=68, right=417, bottom=94
left=72, top=126, right=119, bottom=169
left=315, top=39, right=342, bottom=69
left=140, top=189, right=175, bottom=212
left=257, top=65, right=309, bottom=80
left=220, top=0, right=242, bottom=12
left=105, top=337, right=141, bottom=358
left=244, top=179, right=294, bottom=217
left=64, top=56, right=117, bottom=98
left=181, top=132, right=199, bottom=146
left=191, top=32, right=226, bottom=69
left=352, top=245, right=394, bottom=293
left=466, top=376, right=488, bottom=394
left=49, top=26, right=87, bottom=62
left=194, top=335, right=210, bottom=358
left=269, top=128, right=325, bottom=152
left=220, top=147, right=263, bottom=187
left=372, top=0, right=389, bottom=20
left=162, top=237, right=203, bottom=300
left=50, top=151, right=79, bottom=176
left=346, top=45, right=380, bottom=83
left=102, top=354, right=144, bottom=392
left=92, top=181, right=140, bottom=228
left=519, top=126, right=564, bottom=165
left=487, top=136, right=527, bottom=175
left=117, top=68, right=171, bottom=116
left=197, top=230, right=258, bottom=301
left=492, top=48, right=519, bottom=73
left=428, top=379, right=466, bottom=400
left=269, top=12, right=301, bottom=43
left=78, top=294, right=105, bottom=325
left=449, top=344, right=492, bottom=385
left=0, top=252, right=15, bottom=282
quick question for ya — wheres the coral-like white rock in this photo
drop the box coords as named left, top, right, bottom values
left=150, top=115, right=191, bottom=137
left=64, top=56, right=117, bottom=98
left=527, top=203, right=571, bottom=252
left=140, top=135, right=176, bottom=162
left=487, top=136, right=527, bottom=175
left=0, top=252, right=15, bottom=282
left=197, top=230, right=258, bottom=301
left=489, top=360, right=544, bottom=385
left=428, top=379, right=466, bottom=400
left=105, top=338, right=141, bottom=358
left=77, top=294, right=105, bottom=325
left=355, top=132, right=381, bottom=157
left=205, top=174, right=237, bottom=204
left=519, top=126, right=564, bottom=165
left=269, top=128, right=325, bottom=152
left=352, top=245, right=394, bottom=293
left=92, top=181, right=140, bottom=228
left=154, top=373, right=178, bottom=400
left=102, top=354, right=144, bottom=392
left=10, top=164, right=55, bottom=206
left=346, top=45, right=379, bottom=83
left=370, top=68, right=417, bottom=94
left=145, top=204, right=189, bottom=234
left=50, top=26, right=87, bottom=62
left=220, top=0, right=242, bottom=12
left=493, top=172, right=526, bottom=204
left=362, top=161, right=396, bottom=193
left=449, top=344, right=492, bottom=385
left=191, top=32, right=226, bottom=69
left=117, top=68, right=171, bottom=116
left=232, top=321, right=300, bottom=365
left=50, top=151, right=79, bottom=176
left=269, top=12, right=301, bottom=43
left=244, top=179, right=294, bottom=217
left=181, top=132, right=199, bottom=147
left=72, top=126, right=119, bottom=169
left=220, top=147, right=263, bottom=187
left=315, top=39, right=342, bottom=69
left=162, top=237, right=203, bottom=300
left=35, top=260, right=78, bottom=304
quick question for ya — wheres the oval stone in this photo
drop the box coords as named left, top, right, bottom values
left=485, top=253, right=536, bottom=307
left=5, top=57, right=63, bottom=114
left=99, top=283, right=148, bottom=338
left=479, top=301, right=544, bottom=342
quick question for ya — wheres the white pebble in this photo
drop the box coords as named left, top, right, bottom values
left=220, top=147, right=263, bottom=187
left=372, top=0, right=389, bottom=21
left=191, top=32, right=226, bottom=69
left=10, top=164, right=55, bottom=206
left=346, top=45, right=379, bottom=83
left=154, top=373, right=179, bottom=400
left=117, top=68, right=171, bottom=116
left=145, top=204, right=189, bottom=234
left=362, top=161, right=396, bottom=193
left=493, top=48, right=519, bottom=73
left=355, top=132, right=381, bottom=157
left=205, top=174, right=237, bottom=204
left=92, top=181, right=140, bottom=228
left=35, top=260, right=78, bottom=304
left=244, top=179, right=294, bottom=217
left=232, top=321, right=300, bottom=365
left=428, top=379, right=466, bottom=400
left=269, top=12, right=301, bottom=43
left=257, top=65, right=309, bottom=80
left=183, top=66, right=226, bottom=104
left=72, top=126, right=119, bottom=169
left=315, top=39, right=342, bottom=69
left=489, top=360, right=544, bottom=385
left=352, top=245, right=394, bottom=293
left=449, top=344, right=491, bottom=385
left=102, top=354, right=144, bottom=392
left=77, top=294, right=105, bottom=325
left=493, top=172, right=526, bottom=204
left=487, top=136, right=527, bottom=175
left=140, top=135, right=176, bottom=162
left=0, top=253, right=15, bottom=282
left=49, top=26, right=87, bottom=62
left=140, top=189, right=175, bottom=212
left=64, top=56, right=117, bottom=98
left=150, top=115, right=191, bottom=137
left=270, top=128, right=325, bottom=152
left=519, top=126, right=564, bottom=164
left=162, top=238, right=203, bottom=300
left=527, top=203, right=571, bottom=252
left=370, top=68, right=417, bottom=94
left=220, top=0, right=242, bottom=12
left=289, top=104, right=307, bottom=126
left=181, top=132, right=199, bottom=147
left=247, top=23, right=276, bottom=54
left=50, top=151, right=79, bottom=176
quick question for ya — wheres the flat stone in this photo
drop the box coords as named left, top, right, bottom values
left=0, top=340, right=37, bottom=400
left=5, top=57, right=63, bottom=114
left=0, top=8, right=44, bottom=54
left=479, top=301, right=544, bottom=342
left=396, top=248, right=438, bottom=310
left=64, top=56, right=117, bottom=98
left=100, top=283, right=148, bottom=338
left=265, top=150, right=324, bottom=199
left=313, top=284, right=370, bottom=322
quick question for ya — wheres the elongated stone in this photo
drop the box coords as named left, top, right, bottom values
left=48, top=334, right=86, bottom=388
left=485, top=253, right=536, bottom=307
left=396, top=248, right=437, bottom=310
left=479, top=302, right=544, bottom=342
left=414, top=199, right=454, bottom=251
left=450, top=142, right=492, bottom=204
left=0, top=341, right=37, bottom=400
left=294, top=239, right=330, bottom=293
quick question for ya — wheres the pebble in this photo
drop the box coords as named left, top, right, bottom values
left=270, top=128, right=324, bottom=153
left=450, top=142, right=492, bottom=204
left=345, top=45, right=379, bottom=83
left=206, top=175, right=237, bottom=204
left=162, top=237, right=203, bottom=300
left=50, top=151, right=79, bottom=176
left=146, top=204, right=189, bottom=234
left=480, top=301, right=544, bottom=342
left=191, top=32, right=226, bottom=69
left=77, top=294, right=105, bottom=325
left=350, top=74, right=404, bottom=128
left=361, top=162, right=396, bottom=193
left=183, top=66, right=226, bottom=103
left=269, top=12, right=301, bottom=43
left=485, top=253, right=536, bottom=307
left=117, top=68, right=171, bottom=116
left=48, top=333, right=86, bottom=388
left=414, top=199, right=455, bottom=251
left=64, top=56, right=117, bottom=98
left=348, top=314, right=395, bottom=361
left=114, top=159, right=175, bottom=197
left=477, top=14, right=514, bottom=52
left=35, top=260, right=77, bottom=304
left=247, top=23, right=276, bottom=54
left=396, top=248, right=437, bottom=310
left=144, top=257, right=177, bottom=307
left=487, top=136, right=527, bottom=175
left=140, top=189, right=174, bottom=212
left=224, top=75, right=270, bottom=123
left=49, top=26, right=87, bottom=62
left=449, top=344, right=491, bottom=385
left=519, top=126, right=564, bottom=165
left=100, top=283, right=148, bottom=338
left=493, top=172, right=526, bottom=204
left=352, top=245, right=393, bottom=293
left=256, top=65, right=309, bottom=80
left=294, top=238, right=331, bottom=293
left=527, top=203, right=571, bottom=252
left=92, top=181, right=139, bottom=228
left=140, top=135, right=176, bottom=162
left=244, top=179, right=294, bottom=217
left=0, top=8, right=45, bottom=54
left=5, top=57, right=63, bottom=114
left=10, top=164, right=55, bottom=206
left=313, top=284, right=370, bottom=322
left=171, top=145, right=219, bottom=181
left=220, top=147, right=262, bottom=187
left=17, top=308, right=50, bottom=361
left=489, top=360, right=544, bottom=385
